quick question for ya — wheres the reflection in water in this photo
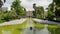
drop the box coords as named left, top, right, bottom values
left=47, top=25, right=60, bottom=34
left=22, top=24, right=49, bottom=34
left=55, top=28, right=60, bottom=34
left=33, top=25, right=49, bottom=34
left=36, top=25, right=49, bottom=34
left=22, top=27, right=34, bottom=34
left=22, top=24, right=60, bottom=34
left=1, top=25, right=60, bottom=34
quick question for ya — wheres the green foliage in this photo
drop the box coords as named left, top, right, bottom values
left=34, top=21, right=45, bottom=29
left=5, top=11, right=17, bottom=21
left=11, top=0, right=26, bottom=18
left=33, top=4, right=44, bottom=19
left=0, top=0, right=26, bottom=23
left=33, top=11, right=36, bottom=18
left=47, top=0, right=60, bottom=21
left=0, top=20, right=27, bottom=34
left=53, top=0, right=60, bottom=17
left=48, top=25, right=60, bottom=34
left=0, top=13, right=7, bottom=23
left=55, top=6, right=60, bottom=16
left=0, top=11, right=17, bottom=23
left=47, top=3, right=55, bottom=20
left=54, top=0, right=60, bottom=21
left=54, top=0, right=60, bottom=6
left=33, top=3, right=36, bottom=9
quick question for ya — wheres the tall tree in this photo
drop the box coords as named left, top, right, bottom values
left=33, top=3, right=36, bottom=17
left=33, top=3, right=36, bottom=9
left=53, top=0, right=60, bottom=21
left=4, top=0, right=6, bottom=3
left=33, top=3, right=44, bottom=19
left=35, top=6, right=44, bottom=19
left=11, top=0, right=25, bottom=18
left=47, top=3, right=55, bottom=20
left=53, top=0, right=60, bottom=16
left=0, top=0, right=6, bottom=8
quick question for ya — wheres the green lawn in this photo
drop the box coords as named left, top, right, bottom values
left=29, top=18, right=45, bottom=29
left=47, top=24, right=60, bottom=34
left=0, top=20, right=27, bottom=34
left=33, top=21, right=45, bottom=29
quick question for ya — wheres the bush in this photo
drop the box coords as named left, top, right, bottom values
left=0, top=11, right=18, bottom=23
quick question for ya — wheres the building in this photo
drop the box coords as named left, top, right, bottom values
left=26, top=11, right=33, bottom=17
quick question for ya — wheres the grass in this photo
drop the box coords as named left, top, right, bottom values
left=0, top=20, right=27, bottom=34
left=47, top=24, right=60, bottom=28
left=26, top=18, right=45, bottom=29
left=47, top=24, right=60, bottom=34
left=33, top=21, right=45, bottom=29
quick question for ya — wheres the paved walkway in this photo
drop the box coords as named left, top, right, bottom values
left=0, top=18, right=27, bottom=26
left=33, top=18, right=60, bottom=25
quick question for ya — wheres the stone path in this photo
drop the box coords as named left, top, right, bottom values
left=0, top=18, right=27, bottom=26
left=33, top=18, right=60, bottom=25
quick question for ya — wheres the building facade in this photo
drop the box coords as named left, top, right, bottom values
left=26, top=11, right=33, bottom=17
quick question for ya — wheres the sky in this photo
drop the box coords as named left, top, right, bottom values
left=2, top=0, right=53, bottom=11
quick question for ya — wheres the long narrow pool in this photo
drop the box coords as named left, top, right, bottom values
left=0, top=19, right=60, bottom=34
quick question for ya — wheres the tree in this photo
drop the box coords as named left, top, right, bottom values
left=6, top=11, right=17, bottom=21
left=23, top=8, right=26, bottom=17
left=11, top=0, right=26, bottom=18
left=36, top=6, right=44, bottom=19
left=52, top=0, right=60, bottom=21
left=47, top=3, right=55, bottom=20
left=0, top=0, right=6, bottom=14
left=33, top=3, right=36, bottom=17
left=0, top=0, right=6, bottom=8
left=53, top=0, right=60, bottom=17
left=33, top=3, right=36, bottom=9
left=48, top=25, right=60, bottom=34
left=4, top=0, right=6, bottom=3
left=33, top=3, right=44, bottom=19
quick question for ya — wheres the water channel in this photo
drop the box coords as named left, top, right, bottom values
left=0, top=18, right=60, bottom=34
